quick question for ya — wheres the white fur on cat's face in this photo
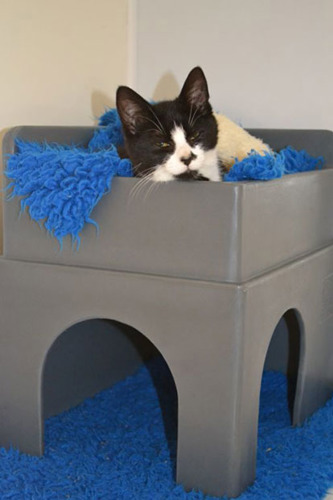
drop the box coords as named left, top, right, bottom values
left=152, top=126, right=221, bottom=182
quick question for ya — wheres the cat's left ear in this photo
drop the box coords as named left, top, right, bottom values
left=179, top=66, right=211, bottom=112
left=116, top=86, right=152, bottom=135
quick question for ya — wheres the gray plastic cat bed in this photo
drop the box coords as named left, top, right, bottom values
left=1, top=127, right=333, bottom=498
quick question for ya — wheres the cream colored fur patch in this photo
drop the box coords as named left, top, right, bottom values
left=214, top=113, right=270, bottom=171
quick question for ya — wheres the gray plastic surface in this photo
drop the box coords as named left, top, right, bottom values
left=43, top=319, right=157, bottom=418
left=0, top=127, right=332, bottom=498
left=3, top=127, right=333, bottom=283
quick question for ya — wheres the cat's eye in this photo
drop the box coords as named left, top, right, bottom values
left=157, top=142, right=170, bottom=148
left=189, top=132, right=200, bottom=142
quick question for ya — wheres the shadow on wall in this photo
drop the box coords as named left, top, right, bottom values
left=43, top=319, right=160, bottom=418
left=42, top=318, right=178, bottom=460
left=91, top=90, right=115, bottom=125
left=264, top=309, right=302, bottom=422
left=91, top=72, right=180, bottom=121
left=152, top=72, right=180, bottom=101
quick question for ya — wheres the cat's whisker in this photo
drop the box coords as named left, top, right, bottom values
left=143, top=176, right=161, bottom=201
left=149, top=108, right=166, bottom=135
left=134, top=174, right=155, bottom=200
left=131, top=162, right=143, bottom=174
left=189, top=106, right=199, bottom=128
left=191, top=109, right=204, bottom=127
left=138, top=115, right=164, bottom=135
left=129, top=169, right=155, bottom=200
left=144, top=128, right=165, bottom=134
left=188, top=104, right=194, bottom=127
left=129, top=175, right=149, bottom=199
left=129, top=174, right=146, bottom=197
left=129, top=178, right=148, bottom=200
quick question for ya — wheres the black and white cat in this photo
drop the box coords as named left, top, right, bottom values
left=116, top=67, right=269, bottom=182
left=116, top=67, right=221, bottom=182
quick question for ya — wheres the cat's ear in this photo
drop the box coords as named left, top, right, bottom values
left=179, top=67, right=211, bottom=112
left=116, top=86, right=151, bottom=135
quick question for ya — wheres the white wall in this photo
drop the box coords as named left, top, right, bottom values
left=134, top=0, right=332, bottom=129
left=0, top=0, right=129, bottom=128
left=0, top=0, right=130, bottom=250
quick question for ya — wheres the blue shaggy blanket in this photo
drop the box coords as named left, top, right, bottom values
left=223, top=147, right=323, bottom=181
left=5, top=109, right=324, bottom=246
left=6, top=141, right=132, bottom=248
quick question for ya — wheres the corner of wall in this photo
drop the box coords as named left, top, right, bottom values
left=127, top=0, right=137, bottom=88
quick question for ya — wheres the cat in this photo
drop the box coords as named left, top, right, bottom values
left=116, top=67, right=269, bottom=182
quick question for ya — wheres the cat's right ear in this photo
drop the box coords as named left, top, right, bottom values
left=179, top=66, right=211, bottom=113
left=116, top=86, right=151, bottom=135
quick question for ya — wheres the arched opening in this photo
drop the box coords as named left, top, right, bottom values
left=262, top=308, right=303, bottom=422
left=42, top=318, right=178, bottom=476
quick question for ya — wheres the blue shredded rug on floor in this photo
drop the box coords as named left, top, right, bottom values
left=0, top=356, right=332, bottom=499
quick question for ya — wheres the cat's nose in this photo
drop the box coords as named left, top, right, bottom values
left=181, top=152, right=197, bottom=166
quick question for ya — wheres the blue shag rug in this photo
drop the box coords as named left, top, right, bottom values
left=223, top=147, right=323, bottom=182
left=5, top=109, right=324, bottom=247
left=0, top=356, right=332, bottom=499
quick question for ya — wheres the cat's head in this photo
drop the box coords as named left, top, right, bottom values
left=116, top=67, right=220, bottom=182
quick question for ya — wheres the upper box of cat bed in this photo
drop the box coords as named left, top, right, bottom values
left=2, top=127, right=333, bottom=284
